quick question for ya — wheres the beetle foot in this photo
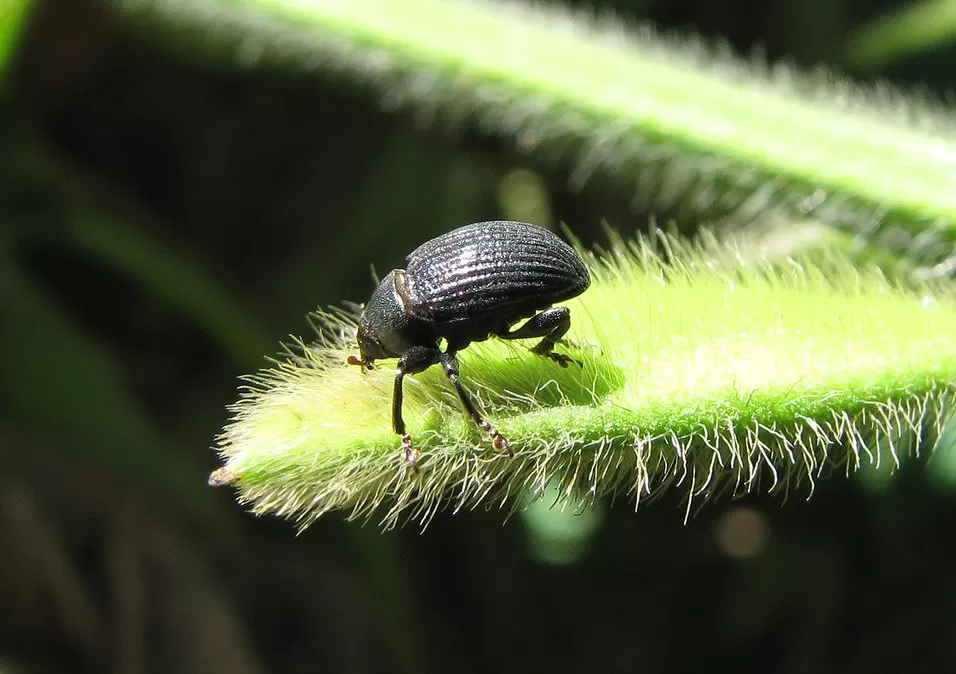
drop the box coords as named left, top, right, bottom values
left=400, top=434, right=420, bottom=470
left=534, top=348, right=577, bottom=368
left=550, top=352, right=576, bottom=368
left=480, top=422, right=512, bottom=457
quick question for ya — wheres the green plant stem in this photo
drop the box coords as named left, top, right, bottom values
left=0, top=0, right=32, bottom=81
left=70, top=212, right=272, bottom=369
left=9, top=131, right=273, bottom=370
left=0, top=253, right=224, bottom=530
left=211, top=235, right=956, bottom=528
left=118, top=0, right=956, bottom=258
left=847, top=0, right=956, bottom=69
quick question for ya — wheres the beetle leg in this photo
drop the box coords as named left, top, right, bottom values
left=394, top=346, right=440, bottom=467
left=498, top=306, right=577, bottom=368
left=438, top=352, right=511, bottom=456
left=391, top=369, right=419, bottom=467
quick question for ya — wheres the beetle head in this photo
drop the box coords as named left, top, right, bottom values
left=353, top=269, right=439, bottom=366
left=354, top=322, right=388, bottom=363
left=354, top=270, right=408, bottom=362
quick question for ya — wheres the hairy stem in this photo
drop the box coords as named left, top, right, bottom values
left=116, top=0, right=956, bottom=264
left=212, top=234, right=956, bottom=528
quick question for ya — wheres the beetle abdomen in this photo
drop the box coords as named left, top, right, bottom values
left=404, top=221, right=590, bottom=326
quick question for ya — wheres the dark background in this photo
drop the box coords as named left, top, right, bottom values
left=2, top=1, right=956, bottom=672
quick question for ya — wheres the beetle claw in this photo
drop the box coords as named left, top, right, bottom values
left=479, top=422, right=512, bottom=457
left=547, top=351, right=576, bottom=368
left=493, top=433, right=513, bottom=457
left=400, top=434, right=420, bottom=471
left=530, top=341, right=579, bottom=368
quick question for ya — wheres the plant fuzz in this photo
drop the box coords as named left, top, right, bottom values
left=116, top=0, right=956, bottom=269
left=211, top=232, right=956, bottom=529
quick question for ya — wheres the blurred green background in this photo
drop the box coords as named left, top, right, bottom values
left=2, top=0, right=956, bottom=672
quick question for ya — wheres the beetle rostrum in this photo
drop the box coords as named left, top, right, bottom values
left=348, top=220, right=591, bottom=465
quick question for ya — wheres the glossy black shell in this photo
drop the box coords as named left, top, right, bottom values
left=404, top=221, right=590, bottom=338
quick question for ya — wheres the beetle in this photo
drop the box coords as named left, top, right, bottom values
left=348, top=220, right=591, bottom=465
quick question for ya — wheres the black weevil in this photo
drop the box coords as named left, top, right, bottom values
left=348, top=220, right=591, bottom=464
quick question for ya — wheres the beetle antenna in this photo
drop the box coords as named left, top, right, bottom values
left=347, top=355, right=374, bottom=371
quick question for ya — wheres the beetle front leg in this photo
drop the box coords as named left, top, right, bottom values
left=498, top=306, right=576, bottom=367
left=438, top=352, right=511, bottom=456
left=391, top=368, right=418, bottom=466
left=394, top=346, right=440, bottom=466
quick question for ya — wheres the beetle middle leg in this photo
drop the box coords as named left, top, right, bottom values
left=394, top=346, right=439, bottom=466
left=498, top=306, right=577, bottom=367
left=438, top=351, right=511, bottom=456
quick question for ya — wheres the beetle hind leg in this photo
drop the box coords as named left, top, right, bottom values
left=498, top=306, right=577, bottom=368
